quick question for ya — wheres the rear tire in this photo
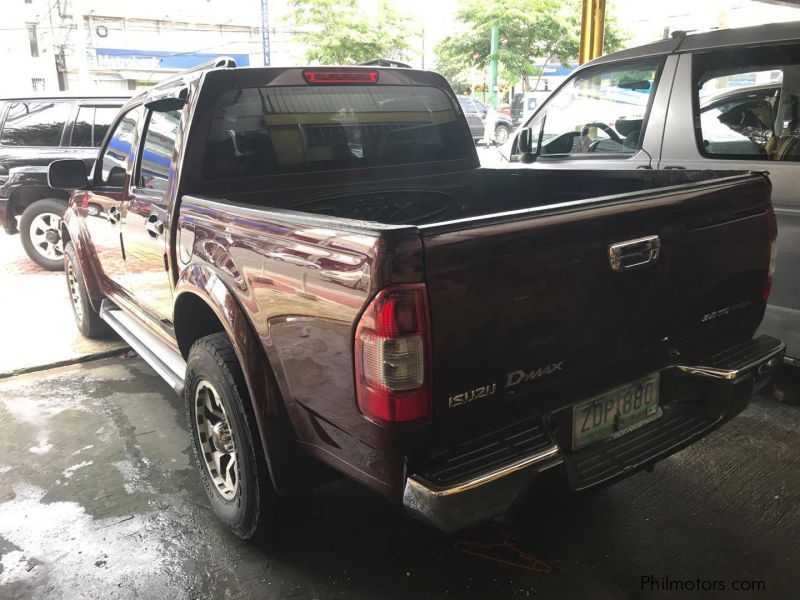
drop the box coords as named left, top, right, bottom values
left=64, top=242, right=112, bottom=339
left=185, top=333, right=279, bottom=540
left=494, top=124, right=511, bottom=145
left=20, top=198, right=67, bottom=271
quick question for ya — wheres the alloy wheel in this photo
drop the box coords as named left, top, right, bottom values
left=195, top=380, right=240, bottom=500
left=29, top=213, right=64, bottom=261
left=66, top=259, right=84, bottom=323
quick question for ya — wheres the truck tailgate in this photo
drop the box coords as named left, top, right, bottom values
left=420, top=173, right=773, bottom=436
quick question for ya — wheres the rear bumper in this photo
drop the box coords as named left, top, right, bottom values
left=402, top=335, right=784, bottom=531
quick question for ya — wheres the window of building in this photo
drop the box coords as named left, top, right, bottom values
left=136, top=109, right=181, bottom=193
left=31, top=77, right=46, bottom=93
left=27, top=24, right=39, bottom=57
left=0, top=101, right=70, bottom=146
left=98, top=106, right=143, bottom=187
left=693, top=44, right=800, bottom=161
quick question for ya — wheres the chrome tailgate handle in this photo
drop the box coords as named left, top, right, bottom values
left=608, top=235, right=660, bottom=272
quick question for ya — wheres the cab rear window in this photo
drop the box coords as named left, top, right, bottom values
left=203, top=85, right=468, bottom=179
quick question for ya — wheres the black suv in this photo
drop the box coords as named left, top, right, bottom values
left=0, top=95, right=127, bottom=269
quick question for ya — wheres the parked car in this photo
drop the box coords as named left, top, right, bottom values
left=0, top=94, right=127, bottom=269
left=485, top=108, right=515, bottom=145
left=498, top=21, right=800, bottom=365
left=510, top=90, right=551, bottom=126
left=52, top=60, right=782, bottom=539
left=457, top=95, right=486, bottom=142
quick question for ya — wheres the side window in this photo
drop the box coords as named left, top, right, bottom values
left=93, top=107, right=118, bottom=146
left=136, top=109, right=181, bottom=193
left=98, top=106, right=144, bottom=188
left=694, top=45, right=800, bottom=161
left=459, top=98, right=476, bottom=114
left=71, top=107, right=94, bottom=147
left=0, top=101, right=71, bottom=146
left=531, top=60, right=661, bottom=156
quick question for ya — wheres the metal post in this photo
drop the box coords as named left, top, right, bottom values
left=489, top=25, right=499, bottom=107
left=591, top=0, right=606, bottom=60
left=578, top=0, right=606, bottom=64
left=260, top=0, right=271, bottom=66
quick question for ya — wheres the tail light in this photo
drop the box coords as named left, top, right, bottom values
left=763, top=206, right=778, bottom=301
left=354, top=284, right=432, bottom=424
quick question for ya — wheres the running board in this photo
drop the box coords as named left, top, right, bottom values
left=99, top=300, right=186, bottom=395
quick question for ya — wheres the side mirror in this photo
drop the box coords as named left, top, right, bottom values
left=517, top=127, right=539, bottom=164
left=48, top=159, right=89, bottom=191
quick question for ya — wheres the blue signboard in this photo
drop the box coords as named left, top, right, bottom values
left=530, top=63, right=577, bottom=77
left=87, top=48, right=250, bottom=71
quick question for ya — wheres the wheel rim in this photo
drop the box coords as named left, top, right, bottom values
left=496, top=127, right=509, bottom=145
left=29, top=213, right=64, bottom=261
left=195, top=380, right=239, bottom=500
left=66, top=259, right=84, bottom=323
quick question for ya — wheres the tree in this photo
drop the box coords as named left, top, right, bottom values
left=286, top=0, right=414, bottom=65
left=435, top=0, right=627, bottom=92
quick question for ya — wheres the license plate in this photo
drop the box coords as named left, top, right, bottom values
left=572, top=373, right=660, bottom=450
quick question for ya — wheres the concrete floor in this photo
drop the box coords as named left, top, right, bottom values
left=0, top=230, right=126, bottom=377
left=1, top=356, right=799, bottom=599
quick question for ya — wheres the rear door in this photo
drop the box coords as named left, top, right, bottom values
left=659, top=47, right=800, bottom=360
left=119, top=106, right=181, bottom=325
left=420, top=173, right=773, bottom=432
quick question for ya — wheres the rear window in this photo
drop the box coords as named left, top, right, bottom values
left=203, top=85, right=468, bottom=179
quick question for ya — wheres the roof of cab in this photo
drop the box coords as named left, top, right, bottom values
left=584, top=20, right=800, bottom=69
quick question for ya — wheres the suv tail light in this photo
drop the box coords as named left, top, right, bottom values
left=763, top=206, right=778, bottom=301
left=354, top=284, right=432, bottom=424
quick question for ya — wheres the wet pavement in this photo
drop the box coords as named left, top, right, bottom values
left=1, top=355, right=799, bottom=599
left=0, top=230, right=126, bottom=377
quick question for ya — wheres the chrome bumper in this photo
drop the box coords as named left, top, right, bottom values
left=402, top=335, right=784, bottom=531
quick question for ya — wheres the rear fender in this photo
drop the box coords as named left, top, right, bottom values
left=174, top=265, right=307, bottom=496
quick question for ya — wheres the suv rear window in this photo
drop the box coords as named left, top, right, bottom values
left=1, top=101, right=71, bottom=146
left=203, top=85, right=468, bottom=179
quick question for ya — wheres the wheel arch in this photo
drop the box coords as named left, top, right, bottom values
left=174, top=267, right=305, bottom=496
left=10, top=185, right=69, bottom=220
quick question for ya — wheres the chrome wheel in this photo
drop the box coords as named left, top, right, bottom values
left=66, top=259, right=84, bottom=323
left=29, top=213, right=63, bottom=261
left=195, top=380, right=239, bottom=500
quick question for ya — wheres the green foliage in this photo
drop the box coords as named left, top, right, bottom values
left=435, top=0, right=628, bottom=90
left=287, top=0, right=414, bottom=65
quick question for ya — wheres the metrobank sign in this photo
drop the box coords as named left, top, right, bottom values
left=86, top=48, right=251, bottom=71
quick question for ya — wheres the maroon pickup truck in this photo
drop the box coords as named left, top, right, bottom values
left=49, top=59, right=784, bottom=539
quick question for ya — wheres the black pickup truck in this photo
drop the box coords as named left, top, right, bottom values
left=49, top=60, right=784, bottom=539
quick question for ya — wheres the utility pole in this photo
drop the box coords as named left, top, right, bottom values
left=260, top=0, right=271, bottom=66
left=488, top=25, right=499, bottom=107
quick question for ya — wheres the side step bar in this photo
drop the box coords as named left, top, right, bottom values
left=99, top=300, right=186, bottom=395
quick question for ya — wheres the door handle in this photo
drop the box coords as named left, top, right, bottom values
left=107, top=206, right=121, bottom=224
left=608, top=235, right=660, bottom=272
left=145, top=214, right=164, bottom=237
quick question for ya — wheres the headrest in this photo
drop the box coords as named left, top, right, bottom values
left=615, top=118, right=643, bottom=136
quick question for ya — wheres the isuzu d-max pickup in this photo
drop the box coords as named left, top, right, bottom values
left=49, top=59, right=784, bottom=539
